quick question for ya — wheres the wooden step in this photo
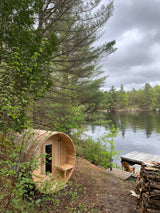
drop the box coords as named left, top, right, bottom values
left=105, top=168, right=133, bottom=180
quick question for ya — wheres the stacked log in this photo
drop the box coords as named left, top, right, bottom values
left=134, top=161, right=160, bottom=213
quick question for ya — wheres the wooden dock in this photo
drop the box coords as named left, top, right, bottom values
left=121, top=151, right=160, bottom=165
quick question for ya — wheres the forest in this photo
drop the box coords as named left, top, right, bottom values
left=100, top=83, right=160, bottom=111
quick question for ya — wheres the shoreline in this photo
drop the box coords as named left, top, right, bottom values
left=102, top=108, right=159, bottom=113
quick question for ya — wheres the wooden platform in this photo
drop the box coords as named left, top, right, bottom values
left=121, top=151, right=160, bottom=165
left=105, top=168, right=133, bottom=180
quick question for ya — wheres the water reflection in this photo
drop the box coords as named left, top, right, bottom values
left=85, top=111, right=160, bottom=165
left=106, top=111, right=160, bottom=138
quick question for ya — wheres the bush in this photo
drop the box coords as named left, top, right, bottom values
left=78, top=125, right=120, bottom=169
left=82, top=136, right=110, bottom=167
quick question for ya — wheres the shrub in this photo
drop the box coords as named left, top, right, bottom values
left=80, top=125, right=120, bottom=169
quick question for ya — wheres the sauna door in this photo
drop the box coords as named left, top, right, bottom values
left=45, top=144, right=52, bottom=174
left=42, top=140, right=54, bottom=175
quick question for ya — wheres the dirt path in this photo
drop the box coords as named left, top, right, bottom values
left=40, top=157, right=141, bottom=212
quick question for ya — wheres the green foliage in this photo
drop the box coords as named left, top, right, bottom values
left=0, top=48, right=54, bottom=132
left=117, top=84, right=129, bottom=108
left=101, top=86, right=118, bottom=111
left=101, top=83, right=160, bottom=111
left=80, top=125, right=120, bottom=169
left=36, top=79, right=86, bottom=133
left=50, top=105, right=85, bottom=134
left=0, top=0, right=58, bottom=64
left=0, top=138, right=34, bottom=212
left=0, top=1, right=117, bottom=212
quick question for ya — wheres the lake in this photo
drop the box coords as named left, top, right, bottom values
left=84, top=111, right=160, bottom=166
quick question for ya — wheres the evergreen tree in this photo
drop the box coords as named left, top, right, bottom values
left=35, top=0, right=116, bottom=130
left=107, top=86, right=118, bottom=111
left=153, top=85, right=160, bottom=109
left=117, top=84, right=128, bottom=108
left=141, top=83, right=153, bottom=109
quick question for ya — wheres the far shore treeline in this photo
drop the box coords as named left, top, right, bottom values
left=100, top=83, right=160, bottom=112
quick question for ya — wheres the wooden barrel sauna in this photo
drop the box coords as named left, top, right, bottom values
left=17, top=130, right=76, bottom=193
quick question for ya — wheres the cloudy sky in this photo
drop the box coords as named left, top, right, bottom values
left=100, top=0, right=160, bottom=91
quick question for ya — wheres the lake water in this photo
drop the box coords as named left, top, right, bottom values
left=84, top=111, right=160, bottom=166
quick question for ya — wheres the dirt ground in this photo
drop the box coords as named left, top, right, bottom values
left=39, top=157, right=141, bottom=213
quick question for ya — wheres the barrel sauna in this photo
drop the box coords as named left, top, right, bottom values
left=17, top=130, right=76, bottom=193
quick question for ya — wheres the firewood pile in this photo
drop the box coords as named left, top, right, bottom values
left=134, top=161, right=160, bottom=213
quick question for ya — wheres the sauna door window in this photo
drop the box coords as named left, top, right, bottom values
left=45, top=144, right=52, bottom=174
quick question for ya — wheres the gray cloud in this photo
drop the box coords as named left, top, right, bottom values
left=105, top=0, right=160, bottom=38
left=101, top=0, right=160, bottom=90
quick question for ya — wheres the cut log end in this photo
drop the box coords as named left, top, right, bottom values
left=134, top=161, right=160, bottom=213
